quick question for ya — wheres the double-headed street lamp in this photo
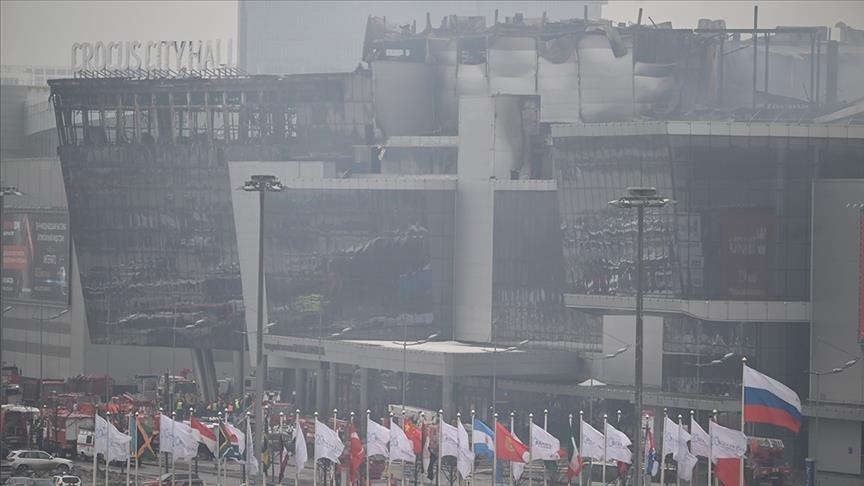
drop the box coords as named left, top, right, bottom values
left=484, top=338, right=530, bottom=416
left=393, top=332, right=438, bottom=410
left=806, top=357, right=859, bottom=485
left=609, top=187, right=673, bottom=486
left=242, top=174, right=284, bottom=486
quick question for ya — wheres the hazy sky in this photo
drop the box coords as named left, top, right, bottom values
left=2, top=0, right=862, bottom=67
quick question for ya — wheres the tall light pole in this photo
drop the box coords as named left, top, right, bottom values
left=242, top=174, right=283, bottom=486
left=484, top=338, right=530, bottom=416
left=39, top=307, right=69, bottom=389
left=1, top=186, right=23, bottom=375
left=609, top=187, right=672, bottom=486
left=393, top=333, right=438, bottom=410
left=806, top=357, right=859, bottom=485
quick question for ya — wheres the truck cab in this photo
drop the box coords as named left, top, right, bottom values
left=745, top=437, right=791, bottom=486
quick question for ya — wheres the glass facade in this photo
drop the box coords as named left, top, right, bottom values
left=59, top=145, right=244, bottom=348
left=263, top=188, right=455, bottom=340
left=554, top=133, right=864, bottom=301
left=492, top=190, right=599, bottom=348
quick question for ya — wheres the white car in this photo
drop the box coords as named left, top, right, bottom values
left=52, top=476, right=81, bottom=486
left=5, top=450, right=73, bottom=475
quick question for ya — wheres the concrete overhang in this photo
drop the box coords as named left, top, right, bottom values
left=564, top=294, right=811, bottom=323
left=264, top=335, right=581, bottom=378
left=550, top=120, right=864, bottom=139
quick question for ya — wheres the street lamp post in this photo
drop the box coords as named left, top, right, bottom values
left=393, top=333, right=438, bottom=410
left=38, top=307, right=69, bottom=400
left=485, top=339, right=530, bottom=416
left=609, top=187, right=672, bottom=486
left=806, top=357, right=859, bottom=485
left=242, top=174, right=284, bottom=486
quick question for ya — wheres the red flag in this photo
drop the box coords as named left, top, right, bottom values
left=567, top=450, right=583, bottom=481
left=278, top=433, right=290, bottom=483
left=403, top=419, right=423, bottom=454
left=349, top=422, right=365, bottom=485
left=190, top=416, right=217, bottom=455
left=495, top=422, right=529, bottom=463
left=715, top=458, right=742, bottom=486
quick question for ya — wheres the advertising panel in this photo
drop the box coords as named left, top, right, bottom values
left=1, top=210, right=70, bottom=304
left=719, top=209, right=774, bottom=298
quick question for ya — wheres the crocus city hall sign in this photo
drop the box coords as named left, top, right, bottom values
left=71, top=39, right=234, bottom=72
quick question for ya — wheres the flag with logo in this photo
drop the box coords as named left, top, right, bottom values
left=390, top=421, right=416, bottom=463
left=529, top=422, right=562, bottom=461
left=689, top=419, right=710, bottom=458
left=95, top=414, right=131, bottom=462
left=663, top=416, right=691, bottom=461
left=440, top=421, right=459, bottom=459
left=709, top=421, right=747, bottom=461
left=315, top=419, right=345, bottom=463
left=158, top=414, right=200, bottom=462
left=604, top=422, right=632, bottom=464
left=366, top=418, right=390, bottom=458
left=579, top=419, right=604, bottom=461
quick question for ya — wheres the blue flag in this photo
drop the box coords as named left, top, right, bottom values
left=472, top=419, right=495, bottom=459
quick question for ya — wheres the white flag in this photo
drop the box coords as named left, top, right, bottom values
left=456, top=420, right=475, bottom=480
left=604, top=422, right=632, bottom=464
left=677, top=450, right=698, bottom=481
left=159, top=414, right=201, bottom=461
left=689, top=420, right=710, bottom=458
left=366, top=418, right=390, bottom=459
left=95, top=415, right=131, bottom=462
left=709, top=421, right=747, bottom=461
left=512, top=429, right=525, bottom=481
left=245, top=418, right=259, bottom=476
left=440, top=421, right=459, bottom=459
left=662, top=417, right=691, bottom=461
left=389, top=422, right=416, bottom=463
left=295, top=421, right=308, bottom=475
left=530, top=423, right=562, bottom=461
left=579, top=419, right=605, bottom=461
left=315, top=419, right=345, bottom=463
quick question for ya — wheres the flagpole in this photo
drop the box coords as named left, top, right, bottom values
left=158, top=407, right=163, bottom=479
left=334, top=409, right=339, bottom=486
left=578, top=411, right=585, bottom=486
left=92, top=410, right=98, bottom=486
left=601, top=414, right=607, bottom=486
left=528, top=412, right=533, bottom=486
left=216, top=412, right=222, bottom=486
left=126, top=417, right=131, bottom=486
left=739, top=357, right=746, bottom=486
left=659, top=409, right=666, bottom=486
left=493, top=412, right=499, bottom=486
left=135, top=411, right=140, bottom=486
left=107, top=411, right=113, bottom=486
left=314, top=412, right=319, bottom=486
left=436, top=410, right=443, bottom=486
left=470, top=410, right=476, bottom=486
left=689, top=410, right=695, bottom=486
left=676, top=414, right=682, bottom=486
left=365, top=410, right=370, bottom=486
left=542, top=409, right=548, bottom=486
left=403, top=409, right=408, bottom=486
left=389, top=412, right=396, bottom=486
left=567, top=413, right=573, bottom=486
left=350, top=411, right=356, bottom=486
left=508, top=412, right=514, bottom=486
left=710, top=410, right=718, bottom=486
left=171, top=411, right=177, bottom=486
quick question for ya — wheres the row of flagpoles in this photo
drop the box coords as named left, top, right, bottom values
left=91, top=363, right=801, bottom=486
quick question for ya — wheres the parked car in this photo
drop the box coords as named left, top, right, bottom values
left=51, top=476, right=81, bottom=486
left=3, top=479, right=55, bottom=486
left=143, top=473, right=205, bottom=486
left=4, top=450, right=73, bottom=475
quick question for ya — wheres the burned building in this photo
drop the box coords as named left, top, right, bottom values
left=14, top=11, right=863, bottom=480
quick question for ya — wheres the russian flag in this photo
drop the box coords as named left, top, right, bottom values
left=743, top=365, right=802, bottom=434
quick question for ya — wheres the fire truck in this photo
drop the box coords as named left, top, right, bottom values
left=41, top=410, right=94, bottom=458
left=745, top=437, right=791, bottom=486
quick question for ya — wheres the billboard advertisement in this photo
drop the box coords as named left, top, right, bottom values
left=718, top=209, right=774, bottom=298
left=1, top=210, right=71, bottom=304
